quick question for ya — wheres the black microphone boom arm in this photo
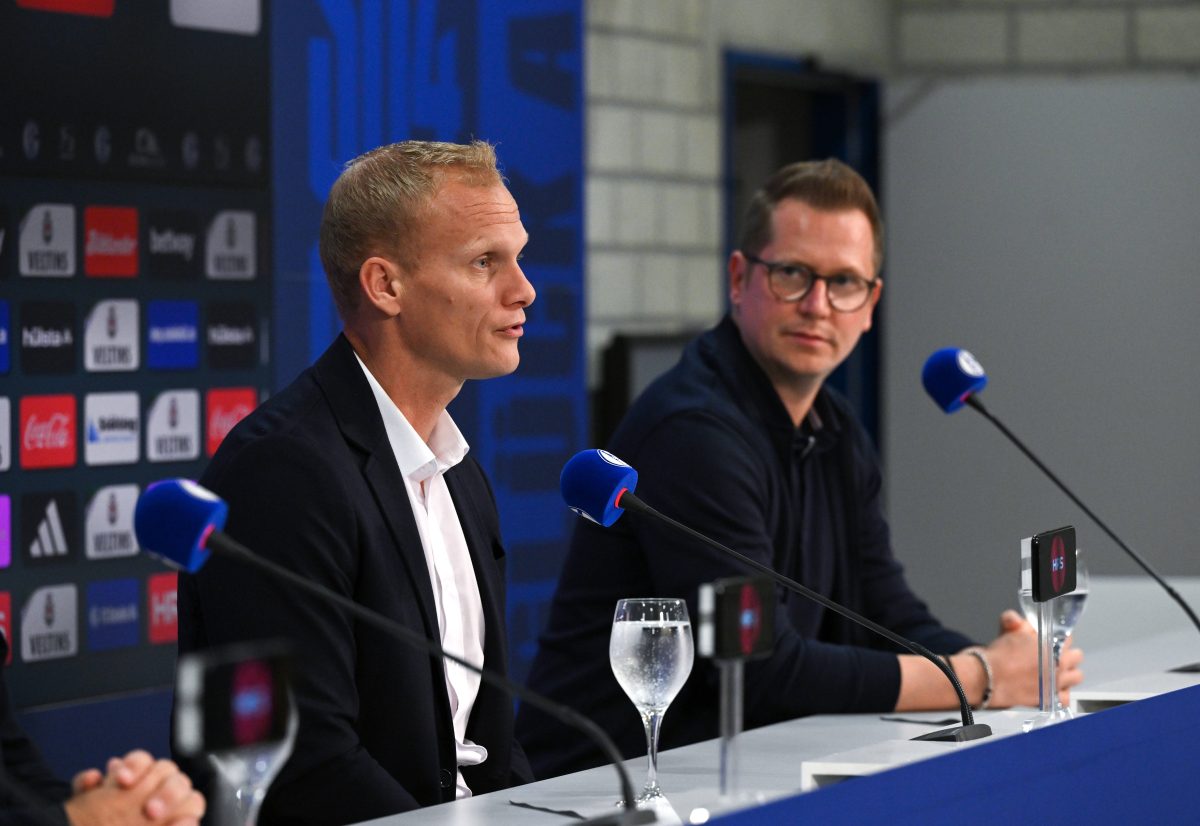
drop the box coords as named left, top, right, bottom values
left=965, top=395, right=1200, bottom=644
left=615, top=491, right=991, bottom=742
left=201, top=531, right=652, bottom=823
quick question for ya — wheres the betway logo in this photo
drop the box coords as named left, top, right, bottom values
left=149, top=228, right=195, bottom=261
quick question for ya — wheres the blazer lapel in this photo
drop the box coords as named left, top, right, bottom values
left=310, top=335, right=441, bottom=643
left=446, top=464, right=515, bottom=788
left=445, top=467, right=505, bottom=664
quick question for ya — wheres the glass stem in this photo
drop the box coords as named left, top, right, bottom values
left=1038, top=600, right=1055, bottom=714
left=1051, top=633, right=1067, bottom=711
left=642, top=710, right=664, bottom=793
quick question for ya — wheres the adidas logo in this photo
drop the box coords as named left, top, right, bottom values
left=30, top=499, right=69, bottom=558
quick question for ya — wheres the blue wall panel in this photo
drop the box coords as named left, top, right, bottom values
left=271, top=0, right=585, bottom=682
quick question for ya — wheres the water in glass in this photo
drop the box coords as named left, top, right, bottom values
left=610, top=598, right=694, bottom=805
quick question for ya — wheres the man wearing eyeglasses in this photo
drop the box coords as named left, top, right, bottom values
left=518, top=159, right=1081, bottom=777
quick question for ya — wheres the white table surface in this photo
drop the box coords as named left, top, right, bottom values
left=357, top=575, right=1200, bottom=825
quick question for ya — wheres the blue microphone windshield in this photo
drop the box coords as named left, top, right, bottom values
left=922, top=347, right=988, bottom=413
left=560, top=449, right=638, bottom=527
left=134, top=479, right=228, bottom=573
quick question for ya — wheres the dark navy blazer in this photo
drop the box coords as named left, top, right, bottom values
left=178, top=334, right=531, bottom=824
left=518, top=316, right=973, bottom=778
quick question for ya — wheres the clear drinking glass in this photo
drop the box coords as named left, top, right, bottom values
left=609, top=597, right=694, bottom=805
left=1018, top=548, right=1089, bottom=719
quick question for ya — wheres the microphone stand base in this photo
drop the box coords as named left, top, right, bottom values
left=911, top=722, right=992, bottom=742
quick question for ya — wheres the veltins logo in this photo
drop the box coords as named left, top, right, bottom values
left=206, top=303, right=257, bottom=369
left=21, top=584, right=78, bottom=662
left=146, top=389, right=200, bottom=462
left=85, top=484, right=140, bottom=560
left=0, top=495, right=10, bottom=568
left=20, top=301, right=76, bottom=374
left=20, top=395, right=76, bottom=469
left=144, top=209, right=200, bottom=280
left=0, top=397, right=10, bottom=471
left=0, top=592, right=10, bottom=664
left=84, top=392, right=140, bottom=465
left=19, top=204, right=75, bottom=277
left=86, top=579, right=140, bottom=651
left=205, top=211, right=255, bottom=279
left=21, top=491, right=78, bottom=565
left=84, top=206, right=138, bottom=277
left=148, top=572, right=178, bottom=644
left=84, top=299, right=139, bottom=371
left=146, top=301, right=199, bottom=370
left=206, top=388, right=257, bottom=456
left=0, top=301, right=10, bottom=373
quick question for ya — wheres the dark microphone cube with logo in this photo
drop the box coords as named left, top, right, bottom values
left=175, top=641, right=294, bottom=755
left=1024, top=525, right=1077, bottom=603
left=698, top=575, right=775, bottom=661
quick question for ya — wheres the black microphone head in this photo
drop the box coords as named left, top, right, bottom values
left=922, top=347, right=988, bottom=413
left=134, top=479, right=228, bottom=573
left=560, top=449, right=638, bottom=527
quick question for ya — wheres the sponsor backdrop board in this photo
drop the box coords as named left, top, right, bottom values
left=0, top=1, right=272, bottom=712
left=1, top=0, right=583, bottom=775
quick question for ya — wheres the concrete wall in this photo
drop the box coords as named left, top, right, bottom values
left=585, top=0, right=1200, bottom=643
left=881, top=78, right=1200, bottom=641
left=894, top=0, right=1200, bottom=73
left=583, top=0, right=890, bottom=384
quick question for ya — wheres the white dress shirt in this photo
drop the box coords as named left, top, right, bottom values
left=356, top=355, right=488, bottom=799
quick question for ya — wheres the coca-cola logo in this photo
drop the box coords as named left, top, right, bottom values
left=209, top=405, right=252, bottom=440
left=24, top=413, right=71, bottom=450
left=206, top=388, right=256, bottom=456
left=19, top=396, right=76, bottom=469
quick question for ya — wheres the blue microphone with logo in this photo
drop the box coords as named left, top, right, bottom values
left=134, top=479, right=651, bottom=821
left=135, top=479, right=228, bottom=573
left=561, top=450, right=991, bottom=742
left=921, top=347, right=1200, bottom=654
left=561, top=449, right=639, bottom=527
left=921, top=347, right=987, bottom=413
